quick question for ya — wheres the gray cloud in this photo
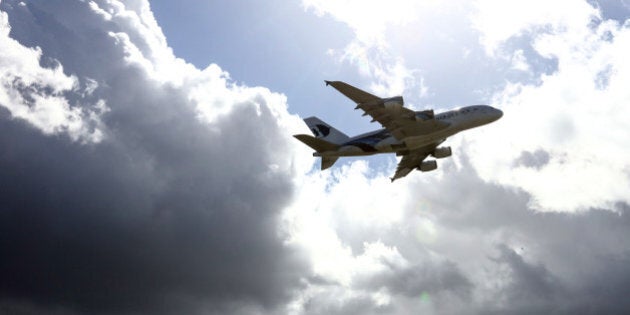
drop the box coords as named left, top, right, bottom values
left=297, top=154, right=630, bottom=314
left=513, top=149, right=550, bottom=169
left=302, top=294, right=391, bottom=315
left=3, top=1, right=630, bottom=315
left=414, top=156, right=630, bottom=314
left=360, top=261, right=472, bottom=301
left=0, top=1, right=306, bottom=314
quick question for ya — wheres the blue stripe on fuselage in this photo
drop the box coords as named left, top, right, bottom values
left=343, top=129, right=390, bottom=152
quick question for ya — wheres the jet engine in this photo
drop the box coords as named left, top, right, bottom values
left=418, top=160, right=437, bottom=172
left=431, top=146, right=452, bottom=159
left=415, top=109, right=435, bottom=121
left=383, top=96, right=404, bottom=109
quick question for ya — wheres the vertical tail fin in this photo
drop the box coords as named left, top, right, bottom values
left=303, top=117, right=349, bottom=145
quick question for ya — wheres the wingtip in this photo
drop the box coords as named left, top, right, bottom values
left=324, top=80, right=331, bottom=86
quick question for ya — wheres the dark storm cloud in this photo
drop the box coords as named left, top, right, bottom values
left=487, top=245, right=569, bottom=314
left=0, top=1, right=305, bottom=314
left=481, top=243, right=630, bottom=315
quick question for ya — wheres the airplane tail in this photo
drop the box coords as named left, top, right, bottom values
left=293, top=134, right=341, bottom=170
left=303, top=116, right=350, bottom=145
left=293, top=134, right=338, bottom=152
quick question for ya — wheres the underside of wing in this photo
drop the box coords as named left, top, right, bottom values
left=390, top=152, right=428, bottom=182
left=325, top=80, right=449, bottom=140
left=390, top=143, right=441, bottom=182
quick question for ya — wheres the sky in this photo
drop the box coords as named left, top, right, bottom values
left=1, top=0, right=630, bottom=314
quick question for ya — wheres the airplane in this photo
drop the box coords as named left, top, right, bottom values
left=293, top=80, right=503, bottom=182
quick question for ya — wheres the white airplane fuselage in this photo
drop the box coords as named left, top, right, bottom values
left=314, top=105, right=502, bottom=157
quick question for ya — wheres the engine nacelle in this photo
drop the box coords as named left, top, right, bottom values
left=431, top=146, right=452, bottom=159
left=415, top=109, right=435, bottom=121
left=418, top=160, right=437, bottom=172
left=383, top=96, right=404, bottom=109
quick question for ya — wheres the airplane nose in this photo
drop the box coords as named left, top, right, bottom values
left=495, top=108, right=503, bottom=119
left=486, top=107, right=502, bottom=122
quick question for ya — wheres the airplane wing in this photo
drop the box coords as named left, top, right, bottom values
left=390, top=142, right=442, bottom=182
left=325, top=80, right=449, bottom=139
left=325, top=80, right=382, bottom=104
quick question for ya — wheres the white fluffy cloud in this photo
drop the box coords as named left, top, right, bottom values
left=302, top=0, right=422, bottom=45
left=468, top=0, right=630, bottom=211
left=302, top=0, right=435, bottom=99
left=472, top=0, right=599, bottom=55
left=0, top=9, right=105, bottom=142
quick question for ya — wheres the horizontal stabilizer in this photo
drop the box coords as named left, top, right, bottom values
left=293, top=134, right=339, bottom=152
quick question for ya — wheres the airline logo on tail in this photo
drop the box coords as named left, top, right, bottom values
left=311, top=124, right=330, bottom=138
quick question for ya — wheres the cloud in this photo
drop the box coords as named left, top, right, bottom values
left=513, top=149, right=550, bottom=169
left=0, top=7, right=105, bottom=142
left=302, top=0, right=433, bottom=100
left=471, top=0, right=600, bottom=56
left=283, top=153, right=630, bottom=314
left=468, top=0, right=630, bottom=211
left=0, top=1, right=310, bottom=314
left=286, top=1, right=630, bottom=307
left=293, top=1, right=630, bottom=313
left=3, top=0, right=630, bottom=314
left=302, top=0, right=420, bottom=45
